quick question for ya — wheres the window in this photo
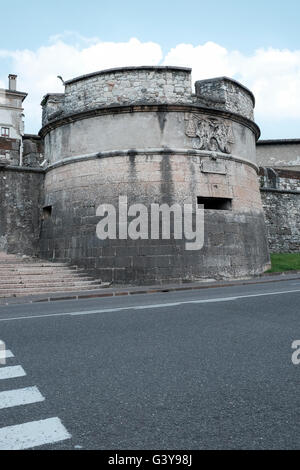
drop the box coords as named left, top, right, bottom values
left=1, top=127, right=10, bottom=137
left=197, top=196, right=232, bottom=210
left=42, top=206, right=52, bottom=220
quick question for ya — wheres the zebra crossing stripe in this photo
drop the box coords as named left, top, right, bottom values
left=0, top=417, right=71, bottom=450
left=0, top=365, right=26, bottom=380
left=0, top=386, right=45, bottom=410
left=0, top=350, right=14, bottom=360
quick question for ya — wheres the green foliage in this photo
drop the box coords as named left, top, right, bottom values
left=267, top=253, right=300, bottom=273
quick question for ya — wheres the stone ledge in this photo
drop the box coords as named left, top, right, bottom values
left=260, top=187, right=300, bottom=195
left=45, top=148, right=259, bottom=173
left=0, top=164, right=44, bottom=174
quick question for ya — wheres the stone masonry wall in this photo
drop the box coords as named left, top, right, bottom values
left=41, top=94, right=65, bottom=127
left=260, top=190, right=300, bottom=253
left=256, top=140, right=300, bottom=170
left=40, top=155, right=270, bottom=284
left=22, top=135, right=44, bottom=168
left=0, top=137, right=20, bottom=166
left=260, top=168, right=300, bottom=253
left=0, top=164, right=44, bottom=255
left=39, top=66, right=269, bottom=284
left=46, top=67, right=193, bottom=126
left=195, top=77, right=255, bottom=121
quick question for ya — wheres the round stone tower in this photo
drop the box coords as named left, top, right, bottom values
left=40, top=66, right=270, bottom=284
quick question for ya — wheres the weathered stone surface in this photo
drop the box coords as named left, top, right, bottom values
left=41, top=94, right=65, bottom=127
left=22, top=135, right=44, bottom=168
left=1, top=66, right=273, bottom=284
left=0, top=166, right=44, bottom=255
left=260, top=168, right=300, bottom=253
left=40, top=152, right=269, bottom=284
left=257, top=139, right=300, bottom=170
left=194, top=77, right=255, bottom=121
left=0, top=137, right=20, bottom=166
left=41, top=67, right=193, bottom=126
left=38, top=66, right=270, bottom=284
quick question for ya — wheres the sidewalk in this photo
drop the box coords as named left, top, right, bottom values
left=0, top=270, right=299, bottom=306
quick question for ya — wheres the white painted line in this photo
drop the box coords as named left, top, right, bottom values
left=0, top=340, right=5, bottom=366
left=0, top=350, right=14, bottom=360
left=71, top=290, right=300, bottom=316
left=0, top=386, right=45, bottom=410
left=0, top=289, right=299, bottom=323
left=0, top=417, right=71, bottom=450
left=133, top=297, right=239, bottom=310
left=0, top=366, right=26, bottom=380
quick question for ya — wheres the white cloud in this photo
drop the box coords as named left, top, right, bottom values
left=163, top=41, right=237, bottom=82
left=164, top=43, right=300, bottom=122
left=1, top=35, right=300, bottom=134
left=0, top=36, right=163, bottom=132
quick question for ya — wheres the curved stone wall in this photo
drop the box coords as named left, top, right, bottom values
left=41, top=107, right=258, bottom=167
left=39, top=66, right=270, bottom=284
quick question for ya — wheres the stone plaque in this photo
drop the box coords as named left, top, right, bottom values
left=201, top=159, right=227, bottom=175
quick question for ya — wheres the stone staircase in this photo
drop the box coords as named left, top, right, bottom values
left=0, top=252, right=105, bottom=298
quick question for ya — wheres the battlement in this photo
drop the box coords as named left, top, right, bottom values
left=195, top=77, right=255, bottom=121
left=62, top=66, right=192, bottom=122
left=41, top=67, right=256, bottom=127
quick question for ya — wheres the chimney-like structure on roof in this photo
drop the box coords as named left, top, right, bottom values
left=8, top=74, right=17, bottom=92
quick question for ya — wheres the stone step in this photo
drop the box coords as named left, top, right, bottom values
left=0, top=285, right=105, bottom=297
left=0, top=269, right=85, bottom=275
left=0, top=281, right=102, bottom=289
left=0, top=252, right=100, bottom=298
left=0, top=262, right=69, bottom=267
left=0, top=262, right=78, bottom=271
left=0, top=276, right=95, bottom=282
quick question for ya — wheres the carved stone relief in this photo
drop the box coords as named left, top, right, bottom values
left=185, top=114, right=234, bottom=154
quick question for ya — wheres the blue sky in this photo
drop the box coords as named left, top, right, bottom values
left=1, top=0, right=300, bottom=138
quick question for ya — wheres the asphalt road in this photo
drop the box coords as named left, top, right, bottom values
left=0, top=279, right=299, bottom=450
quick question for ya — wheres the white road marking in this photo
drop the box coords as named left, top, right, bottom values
left=0, top=350, right=14, bottom=360
left=133, top=296, right=239, bottom=310
left=0, top=340, right=5, bottom=365
left=0, top=365, right=26, bottom=380
left=0, top=417, right=71, bottom=450
left=0, top=386, right=45, bottom=410
left=0, top=289, right=299, bottom=322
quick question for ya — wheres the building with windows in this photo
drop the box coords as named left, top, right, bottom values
left=0, top=75, right=27, bottom=165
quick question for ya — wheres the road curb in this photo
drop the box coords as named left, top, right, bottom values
left=1, top=271, right=299, bottom=306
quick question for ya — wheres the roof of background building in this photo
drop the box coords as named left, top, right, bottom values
left=257, top=139, right=300, bottom=145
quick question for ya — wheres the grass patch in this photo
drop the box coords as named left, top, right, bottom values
left=267, top=253, right=300, bottom=273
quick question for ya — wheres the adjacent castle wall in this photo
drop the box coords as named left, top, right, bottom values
left=260, top=168, right=300, bottom=253
left=0, top=164, right=44, bottom=255
left=22, top=134, right=44, bottom=168
left=257, top=139, right=300, bottom=170
left=0, top=137, right=20, bottom=166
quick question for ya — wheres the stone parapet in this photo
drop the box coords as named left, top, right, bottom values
left=41, top=93, right=65, bottom=127
left=62, top=66, right=192, bottom=119
left=194, top=77, right=255, bottom=121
